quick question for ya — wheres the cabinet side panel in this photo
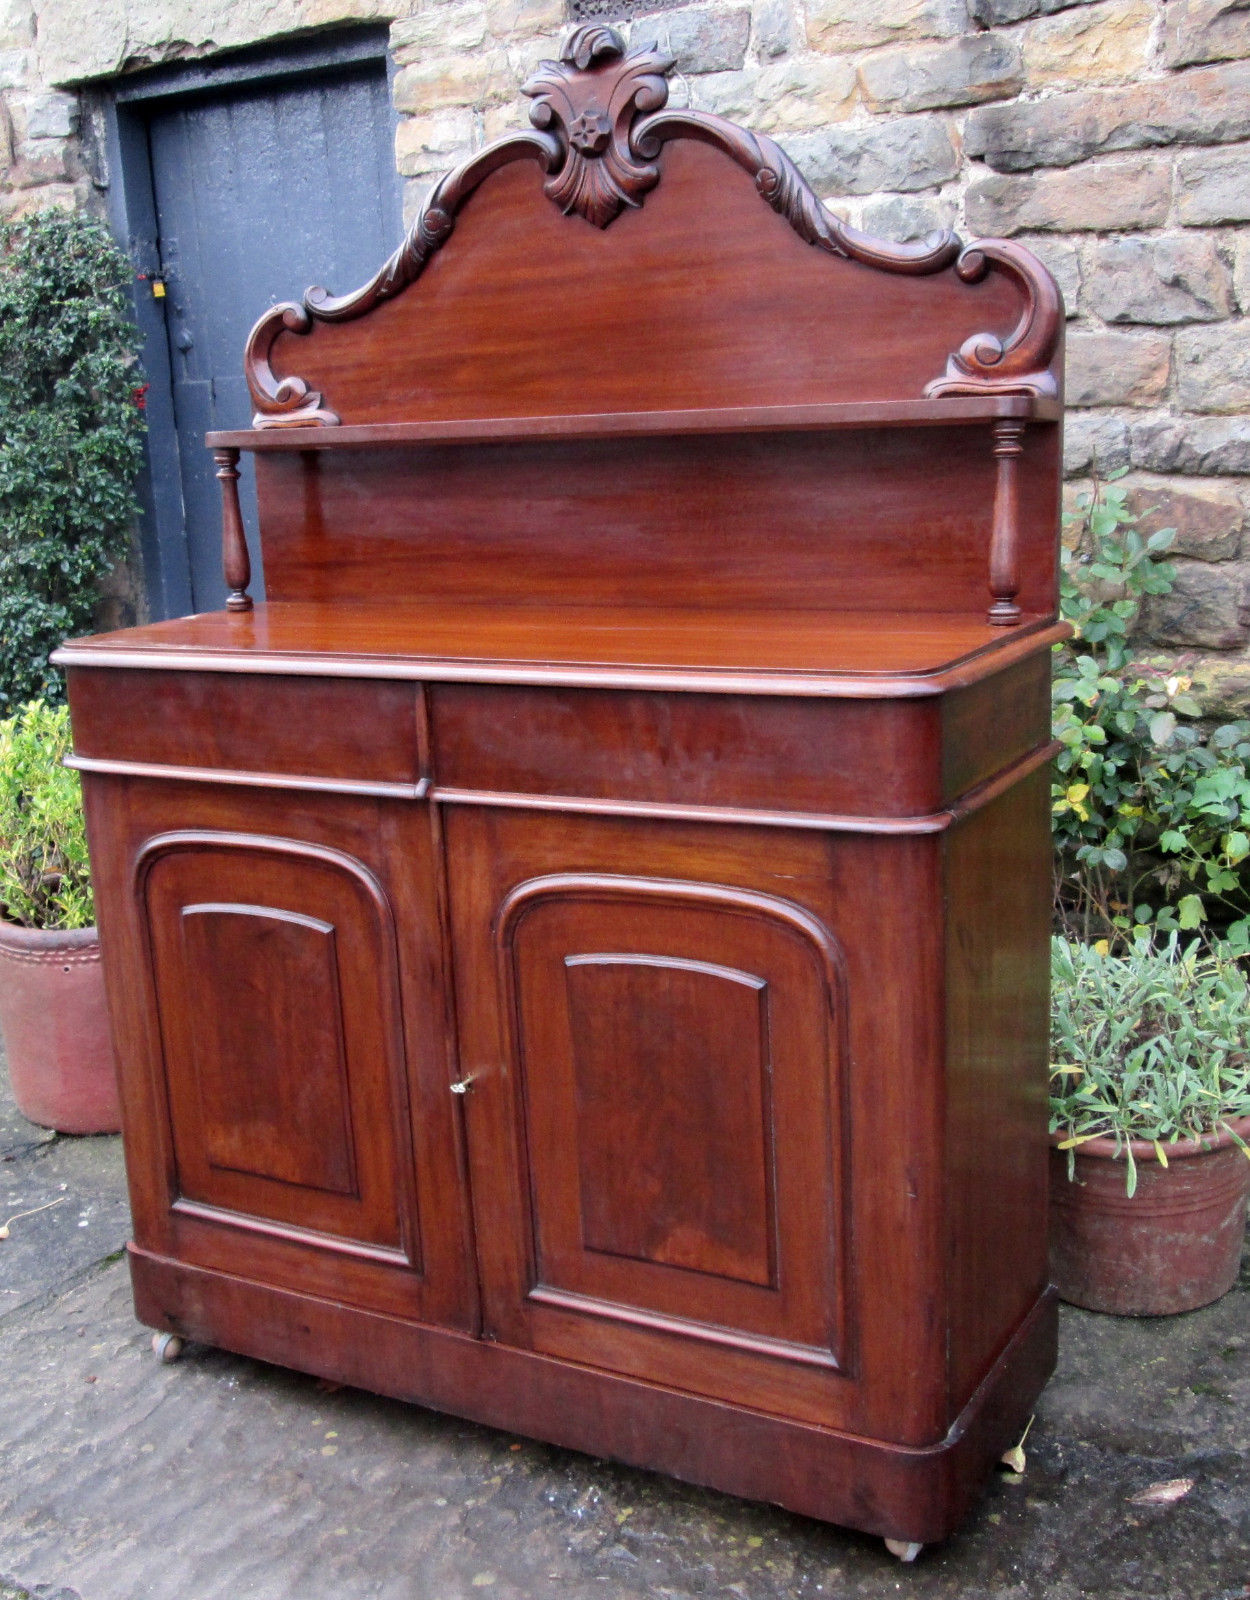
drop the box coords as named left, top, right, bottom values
left=943, top=766, right=1052, bottom=1416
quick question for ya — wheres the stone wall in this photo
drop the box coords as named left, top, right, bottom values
left=3, top=0, right=1250, bottom=703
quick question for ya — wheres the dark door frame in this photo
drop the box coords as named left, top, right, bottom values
left=83, top=28, right=397, bottom=620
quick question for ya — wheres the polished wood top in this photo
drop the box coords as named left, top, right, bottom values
left=56, top=601, right=1067, bottom=697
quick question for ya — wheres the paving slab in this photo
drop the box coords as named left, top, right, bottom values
left=1, top=1049, right=1248, bottom=1600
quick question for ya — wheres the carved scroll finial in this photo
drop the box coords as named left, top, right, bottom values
left=924, top=240, right=1061, bottom=399
left=522, top=26, right=674, bottom=229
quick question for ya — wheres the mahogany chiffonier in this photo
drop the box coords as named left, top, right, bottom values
left=55, top=24, right=1066, bottom=1558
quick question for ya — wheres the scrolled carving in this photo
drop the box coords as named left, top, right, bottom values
left=245, top=132, right=562, bottom=428
left=632, top=110, right=961, bottom=275
left=923, top=240, right=1062, bottom=399
left=522, top=25, right=674, bottom=229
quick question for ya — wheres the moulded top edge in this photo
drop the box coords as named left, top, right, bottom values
left=204, top=395, right=1061, bottom=453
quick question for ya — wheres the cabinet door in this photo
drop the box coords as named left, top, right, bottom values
left=447, top=808, right=853, bottom=1426
left=87, top=778, right=476, bottom=1330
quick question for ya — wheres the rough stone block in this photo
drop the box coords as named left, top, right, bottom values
left=688, top=67, right=760, bottom=121
left=965, top=156, right=1170, bottom=234
left=390, top=4, right=489, bottom=61
left=752, top=0, right=799, bottom=59
left=1236, top=237, right=1250, bottom=313
left=1176, top=324, right=1250, bottom=413
left=658, top=7, right=750, bottom=74
left=806, top=0, right=966, bottom=55
left=1083, top=235, right=1234, bottom=325
left=1132, top=415, right=1250, bottom=474
left=751, top=56, right=858, bottom=129
left=0, top=0, right=32, bottom=51
left=1164, top=0, right=1250, bottom=68
left=1172, top=653, right=1250, bottom=716
left=858, top=190, right=957, bottom=241
left=1064, top=331, right=1170, bottom=407
left=14, top=88, right=74, bottom=140
left=1022, top=0, right=1154, bottom=85
left=787, top=114, right=960, bottom=196
left=964, top=60, right=1250, bottom=172
left=484, top=0, right=564, bottom=40
left=1176, top=145, right=1250, bottom=224
left=969, top=0, right=1097, bottom=21
left=858, top=34, right=1021, bottom=112
left=393, top=55, right=503, bottom=114
left=395, top=109, right=476, bottom=176
left=0, top=180, right=80, bottom=217
left=1063, top=411, right=1131, bottom=477
left=0, top=45, right=29, bottom=90
left=1124, top=475, right=1246, bottom=561
left=1016, top=234, right=1081, bottom=316
left=1142, top=560, right=1249, bottom=649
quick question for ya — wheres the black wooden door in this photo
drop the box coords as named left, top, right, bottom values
left=146, top=62, right=400, bottom=611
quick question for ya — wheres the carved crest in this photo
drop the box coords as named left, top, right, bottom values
left=522, top=26, right=673, bottom=229
left=243, top=24, right=1062, bottom=428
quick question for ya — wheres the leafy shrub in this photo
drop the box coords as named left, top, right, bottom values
left=0, top=208, right=146, bottom=710
left=0, top=700, right=92, bottom=930
left=1052, top=479, right=1250, bottom=952
left=1050, top=935, right=1250, bottom=1194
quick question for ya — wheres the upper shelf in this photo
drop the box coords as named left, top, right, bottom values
left=205, top=394, right=1062, bottom=454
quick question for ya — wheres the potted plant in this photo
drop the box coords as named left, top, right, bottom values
left=0, top=699, right=119, bottom=1133
left=1049, top=934, right=1250, bottom=1315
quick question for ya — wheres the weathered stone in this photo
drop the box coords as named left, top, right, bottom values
left=1083, top=235, right=1234, bottom=325
left=1124, top=475, right=1246, bottom=560
left=751, top=56, right=857, bottom=129
left=0, top=0, right=32, bottom=51
left=858, top=34, right=1021, bottom=112
left=1063, top=411, right=1131, bottom=477
left=1017, top=234, right=1081, bottom=316
left=483, top=0, right=563, bottom=40
left=858, top=189, right=957, bottom=241
left=13, top=87, right=75, bottom=139
left=392, top=55, right=505, bottom=114
left=0, top=179, right=80, bottom=215
left=0, top=45, right=28, bottom=88
left=786, top=114, right=960, bottom=196
left=965, top=156, right=1170, bottom=234
left=1132, top=415, right=1250, bottom=475
left=1175, top=324, right=1250, bottom=413
left=1064, top=331, right=1169, bottom=407
left=1236, top=237, right=1250, bottom=314
left=806, top=0, right=965, bottom=55
left=1141, top=560, right=1249, bottom=649
left=7, top=137, right=71, bottom=186
left=969, top=0, right=1098, bottom=21
left=688, top=66, right=760, bottom=121
left=1176, top=145, right=1250, bottom=224
left=390, top=4, right=489, bottom=61
left=1022, top=0, right=1154, bottom=85
left=964, top=60, right=1250, bottom=173
left=394, top=109, right=476, bottom=177
left=752, top=0, right=799, bottom=59
left=657, top=6, right=750, bottom=74
left=1171, top=653, right=1250, bottom=716
left=1163, top=0, right=1250, bottom=68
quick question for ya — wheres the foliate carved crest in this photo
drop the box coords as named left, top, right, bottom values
left=523, top=26, right=673, bottom=229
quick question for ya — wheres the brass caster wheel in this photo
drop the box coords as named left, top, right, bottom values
left=884, top=1538, right=923, bottom=1563
left=152, top=1331, right=184, bottom=1364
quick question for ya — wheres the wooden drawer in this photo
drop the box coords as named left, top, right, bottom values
left=66, top=669, right=423, bottom=794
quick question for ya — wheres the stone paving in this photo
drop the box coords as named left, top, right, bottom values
left=0, top=1056, right=1247, bottom=1600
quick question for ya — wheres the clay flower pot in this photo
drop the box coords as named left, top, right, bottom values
left=0, top=918, right=120, bottom=1134
left=1049, top=1117, right=1250, bottom=1317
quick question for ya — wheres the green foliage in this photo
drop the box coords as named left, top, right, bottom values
left=1052, top=478, right=1250, bottom=951
left=0, top=208, right=146, bottom=710
left=0, top=699, right=92, bottom=931
left=1050, top=936, right=1250, bottom=1195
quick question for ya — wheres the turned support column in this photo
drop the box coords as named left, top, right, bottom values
left=987, top=418, right=1025, bottom=626
left=214, top=447, right=253, bottom=613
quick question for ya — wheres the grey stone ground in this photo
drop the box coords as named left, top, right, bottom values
left=0, top=1056, right=1247, bottom=1600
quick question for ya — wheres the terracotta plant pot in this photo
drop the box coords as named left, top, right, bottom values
left=1049, top=1117, right=1250, bottom=1316
left=0, top=918, right=121, bottom=1134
